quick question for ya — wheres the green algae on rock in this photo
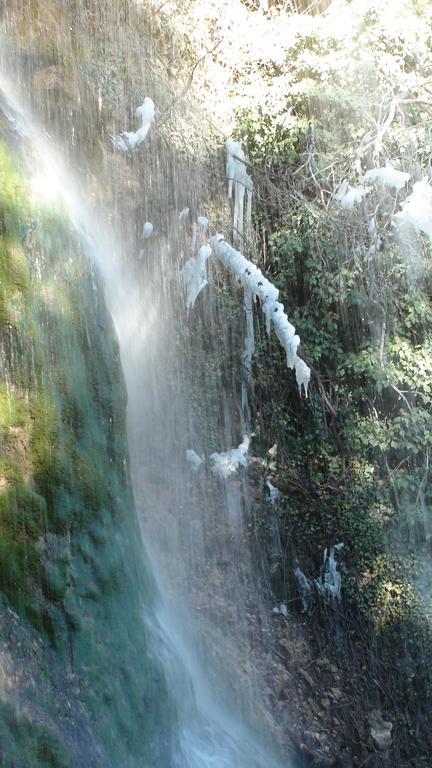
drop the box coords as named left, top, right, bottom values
left=0, top=125, right=173, bottom=764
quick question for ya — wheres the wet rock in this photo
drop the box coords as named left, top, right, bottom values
left=33, top=65, right=78, bottom=101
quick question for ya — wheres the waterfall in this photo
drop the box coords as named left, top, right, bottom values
left=0, top=50, right=292, bottom=768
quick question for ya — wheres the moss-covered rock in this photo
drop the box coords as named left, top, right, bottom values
left=0, top=124, right=173, bottom=764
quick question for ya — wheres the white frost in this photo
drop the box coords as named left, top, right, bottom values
left=364, top=162, right=410, bottom=191
left=111, top=97, right=155, bottom=151
left=210, top=435, right=250, bottom=480
left=335, top=179, right=370, bottom=209
left=393, top=179, right=432, bottom=238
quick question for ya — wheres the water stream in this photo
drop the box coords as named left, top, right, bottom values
left=0, top=62, right=289, bottom=767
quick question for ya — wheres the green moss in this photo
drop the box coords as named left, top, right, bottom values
left=0, top=703, right=72, bottom=768
left=29, top=390, right=62, bottom=506
left=0, top=384, right=27, bottom=429
left=0, top=139, right=30, bottom=235
left=0, top=486, right=48, bottom=619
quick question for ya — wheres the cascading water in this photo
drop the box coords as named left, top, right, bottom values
left=0, top=46, right=293, bottom=768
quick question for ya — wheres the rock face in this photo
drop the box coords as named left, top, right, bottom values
left=0, top=114, right=173, bottom=765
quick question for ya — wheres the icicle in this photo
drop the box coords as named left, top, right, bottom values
left=191, top=222, right=198, bottom=253
left=209, top=235, right=311, bottom=395
left=294, top=568, right=313, bottom=613
left=210, top=435, right=250, bottom=480
left=315, top=544, right=344, bottom=601
left=111, top=97, right=155, bottom=151
left=186, top=449, right=204, bottom=471
left=295, top=358, right=311, bottom=397
left=245, top=181, right=253, bottom=233
left=242, top=287, right=255, bottom=415
left=181, top=243, right=212, bottom=311
left=266, top=479, right=280, bottom=505
left=226, top=138, right=253, bottom=243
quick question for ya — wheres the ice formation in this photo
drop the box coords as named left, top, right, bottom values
left=393, top=179, right=432, bottom=238
left=210, top=435, right=250, bottom=480
left=242, top=286, right=255, bottom=410
left=142, top=221, right=154, bottom=239
left=111, top=97, right=155, bottom=151
left=226, top=138, right=253, bottom=242
left=315, top=544, right=344, bottom=601
left=197, top=216, right=209, bottom=233
left=178, top=207, right=190, bottom=223
left=272, top=603, right=288, bottom=616
left=186, top=449, right=204, bottom=471
left=209, top=235, right=311, bottom=396
left=294, top=568, right=313, bottom=613
left=364, top=162, right=410, bottom=191
left=181, top=244, right=212, bottom=310
left=335, top=179, right=370, bottom=209
left=266, top=479, right=280, bottom=504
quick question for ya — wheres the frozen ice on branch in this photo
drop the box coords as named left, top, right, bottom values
left=209, top=235, right=311, bottom=396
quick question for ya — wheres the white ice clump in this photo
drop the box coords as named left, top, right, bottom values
left=266, top=479, right=280, bottom=505
left=142, top=221, right=154, bottom=239
left=111, top=97, right=155, bottom=151
left=186, top=449, right=204, bottom=471
left=210, top=435, right=250, bottom=480
left=364, top=162, right=410, bottom=191
left=294, top=568, right=313, bottom=613
left=197, top=216, right=209, bottom=233
left=393, top=179, right=432, bottom=238
left=335, top=179, right=371, bottom=209
left=226, top=138, right=253, bottom=242
left=181, top=244, right=212, bottom=311
left=209, top=235, right=311, bottom=396
left=179, top=207, right=190, bottom=223
left=368, top=215, right=377, bottom=237
left=315, top=544, right=344, bottom=602
left=272, top=603, right=288, bottom=617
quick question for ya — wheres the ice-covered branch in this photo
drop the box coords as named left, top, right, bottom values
left=209, top=235, right=311, bottom=396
